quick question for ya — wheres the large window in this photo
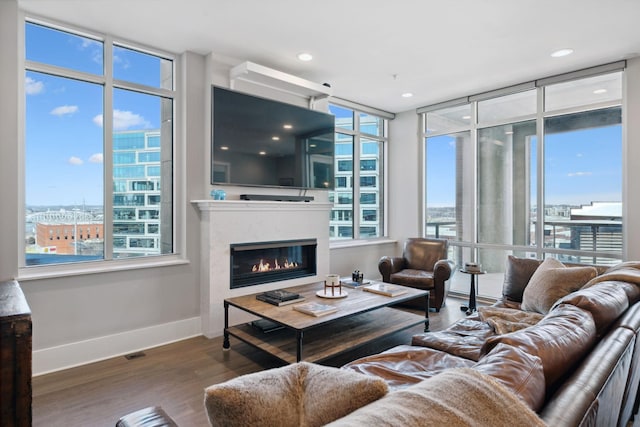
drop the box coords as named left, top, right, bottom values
left=328, top=104, right=388, bottom=240
left=424, top=66, right=624, bottom=296
left=24, top=20, right=175, bottom=266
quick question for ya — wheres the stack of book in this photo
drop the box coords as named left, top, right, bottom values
left=256, top=289, right=305, bottom=306
left=363, top=283, right=407, bottom=297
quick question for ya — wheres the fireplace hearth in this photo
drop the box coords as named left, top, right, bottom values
left=230, top=239, right=317, bottom=288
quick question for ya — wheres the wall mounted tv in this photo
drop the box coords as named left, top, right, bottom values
left=211, top=86, right=336, bottom=189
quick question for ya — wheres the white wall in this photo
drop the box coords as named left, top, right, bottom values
left=625, top=57, right=640, bottom=260
left=0, top=0, right=20, bottom=281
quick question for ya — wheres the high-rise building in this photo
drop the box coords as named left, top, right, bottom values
left=113, top=129, right=163, bottom=258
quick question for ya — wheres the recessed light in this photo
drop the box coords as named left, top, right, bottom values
left=272, top=136, right=280, bottom=141
left=297, top=52, right=313, bottom=61
left=259, top=151, right=266, bottom=155
left=401, top=92, right=413, bottom=98
left=283, top=124, right=293, bottom=129
left=593, top=88, right=607, bottom=94
left=551, top=48, right=574, bottom=58
left=220, top=146, right=229, bottom=150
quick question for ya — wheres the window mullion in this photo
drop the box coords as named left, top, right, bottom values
left=103, top=36, right=114, bottom=260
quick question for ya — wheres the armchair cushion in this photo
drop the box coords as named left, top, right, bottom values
left=390, top=269, right=434, bottom=289
left=204, top=362, right=388, bottom=427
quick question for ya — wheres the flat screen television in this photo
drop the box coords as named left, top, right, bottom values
left=211, top=86, right=335, bottom=189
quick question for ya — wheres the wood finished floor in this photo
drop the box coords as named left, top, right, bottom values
left=32, top=297, right=475, bottom=427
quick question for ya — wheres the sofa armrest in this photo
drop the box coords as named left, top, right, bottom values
left=378, top=256, right=406, bottom=282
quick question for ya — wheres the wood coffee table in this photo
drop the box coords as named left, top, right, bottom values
left=223, top=281, right=429, bottom=364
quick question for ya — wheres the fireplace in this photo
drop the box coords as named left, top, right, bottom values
left=230, top=239, right=317, bottom=289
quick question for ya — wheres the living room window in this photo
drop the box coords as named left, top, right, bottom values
left=329, top=102, right=390, bottom=240
left=23, top=19, right=175, bottom=267
left=422, top=64, right=624, bottom=296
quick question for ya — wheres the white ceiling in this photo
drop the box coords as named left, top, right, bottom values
left=19, top=0, right=640, bottom=113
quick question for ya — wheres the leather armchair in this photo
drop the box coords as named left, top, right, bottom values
left=378, top=238, right=454, bottom=311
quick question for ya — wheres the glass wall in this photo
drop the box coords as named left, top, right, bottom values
left=423, top=67, right=624, bottom=298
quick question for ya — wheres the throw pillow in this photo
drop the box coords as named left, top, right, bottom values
left=204, top=362, right=388, bottom=427
left=502, top=255, right=541, bottom=303
left=521, top=258, right=597, bottom=314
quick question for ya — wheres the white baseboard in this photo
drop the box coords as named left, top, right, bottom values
left=33, top=317, right=201, bottom=376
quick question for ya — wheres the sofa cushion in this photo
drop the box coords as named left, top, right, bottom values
left=204, top=362, right=388, bottom=427
left=411, top=318, right=494, bottom=361
left=502, top=255, right=541, bottom=303
left=521, top=257, right=597, bottom=314
left=473, top=343, right=545, bottom=411
left=553, top=280, right=629, bottom=336
left=480, top=303, right=597, bottom=391
left=325, top=368, right=546, bottom=427
left=341, top=344, right=474, bottom=390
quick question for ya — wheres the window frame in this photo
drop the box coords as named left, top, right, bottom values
left=328, top=101, right=390, bottom=241
left=19, top=15, right=184, bottom=278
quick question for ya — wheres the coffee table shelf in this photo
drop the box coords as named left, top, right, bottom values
left=227, top=307, right=425, bottom=364
left=223, top=281, right=429, bottom=363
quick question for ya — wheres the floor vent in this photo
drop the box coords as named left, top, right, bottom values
left=124, top=351, right=146, bottom=360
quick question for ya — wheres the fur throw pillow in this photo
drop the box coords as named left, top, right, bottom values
left=521, top=258, right=597, bottom=314
left=204, top=362, right=388, bottom=427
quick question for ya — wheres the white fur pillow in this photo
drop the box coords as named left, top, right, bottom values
left=521, top=258, right=597, bottom=314
left=204, top=362, right=388, bottom=427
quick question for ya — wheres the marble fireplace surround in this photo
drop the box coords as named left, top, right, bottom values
left=193, top=199, right=332, bottom=338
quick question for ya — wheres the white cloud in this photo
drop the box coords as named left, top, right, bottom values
left=93, top=109, right=152, bottom=130
left=68, top=156, right=84, bottom=165
left=88, top=153, right=103, bottom=163
left=51, top=105, right=79, bottom=117
left=113, top=54, right=130, bottom=69
left=567, top=171, right=592, bottom=177
left=25, top=77, right=44, bottom=95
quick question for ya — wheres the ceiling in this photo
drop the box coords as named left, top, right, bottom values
left=19, top=0, right=640, bottom=113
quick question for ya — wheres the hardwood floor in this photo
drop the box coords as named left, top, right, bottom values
left=32, top=297, right=474, bottom=427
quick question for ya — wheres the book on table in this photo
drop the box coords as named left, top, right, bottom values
left=363, top=283, right=408, bottom=297
left=262, top=289, right=300, bottom=301
left=256, top=293, right=306, bottom=306
left=250, top=318, right=285, bottom=333
left=340, top=278, right=371, bottom=288
left=293, top=302, right=338, bottom=317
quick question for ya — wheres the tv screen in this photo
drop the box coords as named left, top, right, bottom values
left=211, top=86, right=335, bottom=189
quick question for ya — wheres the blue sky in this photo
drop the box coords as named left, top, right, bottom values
left=426, top=124, right=622, bottom=208
left=25, top=22, right=163, bottom=206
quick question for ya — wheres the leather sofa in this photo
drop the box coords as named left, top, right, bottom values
left=341, top=257, right=640, bottom=426
left=378, top=237, right=454, bottom=311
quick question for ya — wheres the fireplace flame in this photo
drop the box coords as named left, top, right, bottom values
left=252, top=258, right=298, bottom=272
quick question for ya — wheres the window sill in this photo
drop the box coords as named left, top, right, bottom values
left=17, top=254, right=190, bottom=282
left=330, top=238, right=397, bottom=250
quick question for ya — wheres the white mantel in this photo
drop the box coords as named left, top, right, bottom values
left=192, top=199, right=333, bottom=337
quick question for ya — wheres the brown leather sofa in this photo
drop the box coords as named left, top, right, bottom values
left=342, top=258, right=640, bottom=426
left=378, top=237, right=454, bottom=311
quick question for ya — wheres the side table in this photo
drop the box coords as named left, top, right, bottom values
left=459, top=269, right=485, bottom=315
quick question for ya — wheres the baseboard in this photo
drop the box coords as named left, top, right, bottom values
left=33, top=317, right=201, bottom=376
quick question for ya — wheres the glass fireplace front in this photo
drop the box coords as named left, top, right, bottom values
left=229, top=238, right=317, bottom=289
